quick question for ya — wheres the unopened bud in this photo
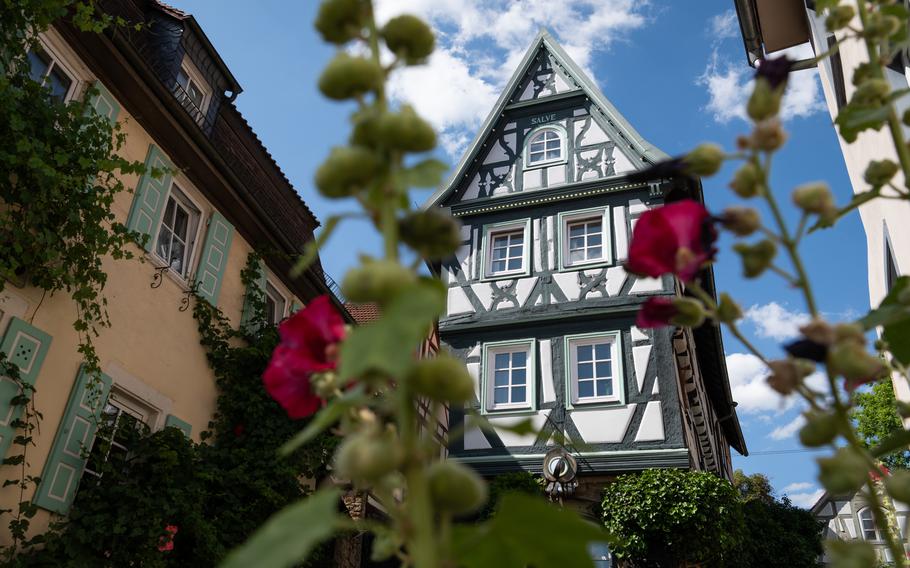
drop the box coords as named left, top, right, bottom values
left=399, top=210, right=461, bottom=260
left=342, top=260, right=417, bottom=305
left=671, top=297, right=706, bottom=327
left=312, top=372, right=340, bottom=399
left=864, top=160, right=899, bottom=188
left=720, top=207, right=761, bottom=236
left=751, top=118, right=787, bottom=151
left=828, top=342, right=886, bottom=382
left=684, top=144, right=725, bottom=177
left=818, top=448, right=869, bottom=494
left=766, top=359, right=802, bottom=395
left=716, top=293, right=743, bottom=323
left=381, top=15, right=435, bottom=65
left=318, top=53, right=384, bottom=100
left=799, top=410, right=840, bottom=447
left=427, top=461, right=487, bottom=516
left=800, top=319, right=836, bottom=346
left=733, top=239, right=777, bottom=278
left=792, top=182, right=836, bottom=221
left=729, top=163, right=763, bottom=198
left=865, top=12, right=902, bottom=40
left=335, top=426, right=404, bottom=485
left=852, top=78, right=889, bottom=106
left=748, top=78, right=782, bottom=121
left=315, top=0, right=366, bottom=45
left=407, top=356, right=475, bottom=404
left=834, top=322, right=866, bottom=345
left=375, top=105, right=436, bottom=153
left=825, top=4, right=855, bottom=30
left=885, top=469, right=910, bottom=503
left=903, top=108, right=910, bottom=126
left=315, top=146, right=380, bottom=198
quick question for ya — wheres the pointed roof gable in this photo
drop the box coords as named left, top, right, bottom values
left=426, top=29, right=669, bottom=208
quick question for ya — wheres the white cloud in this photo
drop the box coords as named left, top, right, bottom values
left=726, top=352, right=826, bottom=414
left=769, top=413, right=805, bottom=440
left=710, top=10, right=739, bottom=40
left=787, top=489, right=825, bottom=508
left=698, top=18, right=826, bottom=124
left=782, top=481, right=815, bottom=493
left=376, top=0, right=651, bottom=156
left=744, top=302, right=810, bottom=341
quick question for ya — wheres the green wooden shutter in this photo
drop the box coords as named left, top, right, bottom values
left=194, top=212, right=235, bottom=306
left=240, top=259, right=267, bottom=330
left=126, top=145, right=174, bottom=252
left=33, top=367, right=113, bottom=515
left=164, top=414, right=192, bottom=438
left=85, top=80, right=120, bottom=124
left=290, top=300, right=302, bottom=315
left=0, top=318, right=52, bottom=460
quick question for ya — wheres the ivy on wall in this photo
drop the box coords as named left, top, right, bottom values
left=6, top=255, right=336, bottom=566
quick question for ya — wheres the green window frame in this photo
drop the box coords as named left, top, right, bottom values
left=563, top=331, right=625, bottom=410
left=480, top=338, right=537, bottom=415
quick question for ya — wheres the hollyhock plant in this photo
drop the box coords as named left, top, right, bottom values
left=158, top=525, right=178, bottom=552
left=625, top=199, right=717, bottom=283
left=263, top=295, right=346, bottom=419
left=636, top=297, right=678, bottom=329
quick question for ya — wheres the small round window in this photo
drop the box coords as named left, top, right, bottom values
left=527, top=129, right=563, bottom=165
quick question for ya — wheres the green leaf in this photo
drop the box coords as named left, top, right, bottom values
left=452, top=493, right=609, bottom=568
left=870, top=427, right=910, bottom=460
left=399, top=158, right=448, bottom=188
left=864, top=277, right=910, bottom=364
left=220, top=489, right=341, bottom=568
left=279, top=387, right=366, bottom=455
left=338, top=278, right=445, bottom=380
left=835, top=105, right=889, bottom=143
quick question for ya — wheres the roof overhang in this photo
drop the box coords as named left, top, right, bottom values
left=733, top=0, right=817, bottom=70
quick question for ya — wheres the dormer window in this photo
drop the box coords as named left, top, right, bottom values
left=175, top=60, right=209, bottom=123
left=525, top=127, right=565, bottom=168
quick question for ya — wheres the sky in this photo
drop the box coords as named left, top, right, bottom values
left=172, top=0, right=872, bottom=508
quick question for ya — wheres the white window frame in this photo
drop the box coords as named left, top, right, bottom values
left=558, top=207, right=613, bottom=270
left=152, top=183, right=204, bottom=281
left=176, top=57, right=210, bottom=118
left=564, top=331, right=624, bottom=408
left=524, top=125, right=567, bottom=169
left=82, top=388, right=157, bottom=482
left=28, top=38, right=82, bottom=103
left=265, top=279, right=288, bottom=325
left=481, top=219, right=532, bottom=280
left=858, top=507, right=883, bottom=542
left=481, top=339, right=537, bottom=414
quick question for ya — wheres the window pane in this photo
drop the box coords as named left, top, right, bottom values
left=507, top=258, right=522, bottom=270
left=546, top=150, right=560, bottom=159
left=594, top=343, right=610, bottom=360
left=596, top=362, right=612, bottom=378
left=187, top=81, right=204, bottom=109
left=530, top=141, right=544, bottom=153
left=569, top=237, right=586, bottom=251
left=266, top=296, right=276, bottom=325
left=494, top=387, right=508, bottom=404
left=492, top=259, right=506, bottom=272
left=512, top=368, right=526, bottom=385
left=588, top=246, right=602, bottom=259
left=569, top=250, right=585, bottom=263
left=588, top=233, right=602, bottom=246
left=494, top=353, right=510, bottom=369
left=46, top=66, right=72, bottom=101
left=28, top=49, right=51, bottom=82
left=173, top=206, right=189, bottom=240
left=569, top=225, right=585, bottom=238
left=156, top=227, right=173, bottom=260
left=577, top=344, right=593, bottom=361
left=510, top=234, right=524, bottom=245
left=511, top=386, right=526, bottom=402
left=596, top=380, right=612, bottom=397
left=512, top=351, right=527, bottom=367
left=578, top=381, right=594, bottom=398
left=578, top=362, right=593, bottom=380
left=508, top=245, right=523, bottom=258
left=494, top=370, right=509, bottom=386
left=492, top=247, right=507, bottom=260
left=177, top=68, right=190, bottom=89
left=169, top=240, right=185, bottom=273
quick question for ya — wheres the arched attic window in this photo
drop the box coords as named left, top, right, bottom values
left=858, top=507, right=884, bottom=541
left=525, top=126, right=566, bottom=168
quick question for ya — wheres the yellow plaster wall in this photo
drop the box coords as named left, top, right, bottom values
left=0, top=86, right=303, bottom=539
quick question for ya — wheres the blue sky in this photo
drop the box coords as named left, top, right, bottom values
left=174, top=0, right=870, bottom=507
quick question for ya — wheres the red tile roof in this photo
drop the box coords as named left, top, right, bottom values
left=344, top=303, right=380, bottom=324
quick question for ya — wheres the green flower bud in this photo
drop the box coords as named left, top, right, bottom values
left=729, top=162, right=763, bottom=198
left=318, top=53, right=384, bottom=100
left=751, top=118, right=787, bottom=151
left=825, top=4, right=855, bottom=30
left=670, top=297, right=706, bottom=327
left=899, top=286, right=910, bottom=306
left=398, top=210, right=461, bottom=260
left=715, top=293, right=743, bottom=323
left=852, top=78, right=889, bottom=106
left=335, top=426, right=404, bottom=485
left=407, top=356, right=475, bottom=404
left=350, top=108, right=382, bottom=148
left=792, top=182, right=836, bottom=221
left=852, top=62, right=877, bottom=88
left=864, top=159, right=899, bottom=188
left=885, top=469, right=910, bottom=503
left=817, top=448, right=869, bottom=494
left=799, top=410, right=840, bottom=447
left=766, top=359, right=803, bottom=395
left=314, top=0, right=366, bottom=45
left=342, top=260, right=417, bottom=305
left=865, top=12, right=902, bottom=40
left=903, top=108, right=910, bottom=126
left=733, top=239, right=776, bottom=278
left=315, top=146, right=380, bottom=198
left=427, top=461, right=487, bottom=516
left=720, top=206, right=761, bottom=236
left=375, top=105, right=436, bottom=153
left=827, top=342, right=886, bottom=382
left=747, top=78, right=782, bottom=121
left=312, top=371, right=340, bottom=399
left=381, top=15, right=435, bottom=65
left=683, top=143, right=725, bottom=177
left=834, top=322, right=866, bottom=345
left=826, top=540, right=876, bottom=568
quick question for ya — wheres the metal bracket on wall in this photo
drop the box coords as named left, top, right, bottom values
left=150, top=266, right=169, bottom=289
left=179, top=282, right=200, bottom=312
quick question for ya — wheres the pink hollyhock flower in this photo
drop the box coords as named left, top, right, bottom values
left=263, top=295, right=346, bottom=419
left=636, top=297, right=678, bottom=329
left=625, top=200, right=717, bottom=283
left=158, top=525, right=178, bottom=552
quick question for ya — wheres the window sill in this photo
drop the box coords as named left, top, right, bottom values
left=561, top=258, right=613, bottom=272
left=147, top=253, right=193, bottom=292
left=480, top=406, right=537, bottom=417
left=567, top=398, right=625, bottom=411
left=480, top=269, right=531, bottom=282
left=524, top=158, right=568, bottom=170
